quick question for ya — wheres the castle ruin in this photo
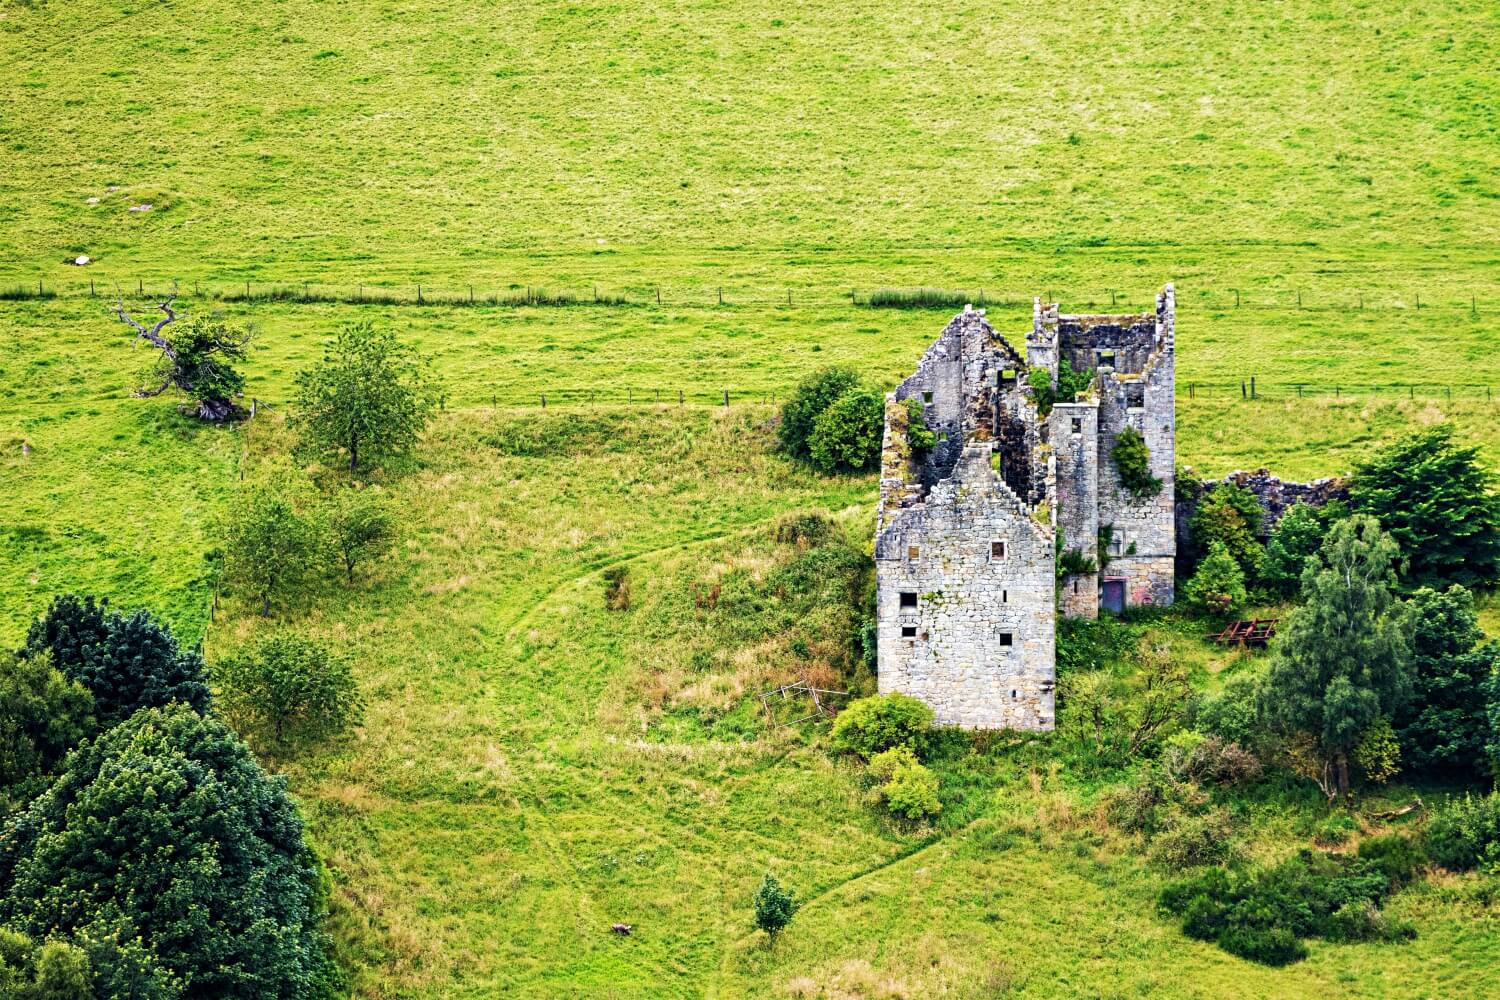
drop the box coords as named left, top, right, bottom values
left=874, top=285, right=1177, bottom=730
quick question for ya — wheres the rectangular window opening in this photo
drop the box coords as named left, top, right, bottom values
left=999, top=632, right=1014, bottom=647
left=922, top=390, right=934, bottom=404
left=901, top=625, right=917, bottom=638
left=1002, top=589, right=1008, bottom=603
left=1071, top=417, right=1082, bottom=434
left=899, top=591, right=918, bottom=608
left=991, top=540, right=1007, bottom=560
left=907, top=545, right=920, bottom=560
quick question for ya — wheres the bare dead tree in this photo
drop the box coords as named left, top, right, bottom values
left=113, top=290, right=251, bottom=421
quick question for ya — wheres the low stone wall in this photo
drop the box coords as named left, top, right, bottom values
left=1175, top=468, right=1350, bottom=543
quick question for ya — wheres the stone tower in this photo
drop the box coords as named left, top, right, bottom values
left=874, top=285, right=1176, bottom=731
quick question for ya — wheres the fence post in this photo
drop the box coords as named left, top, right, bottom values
left=417, top=284, right=423, bottom=304
left=656, top=286, right=661, bottom=305
left=678, top=389, right=684, bottom=406
left=246, top=280, right=250, bottom=298
left=723, top=389, right=729, bottom=408
left=1416, top=293, right=1421, bottom=310
left=628, top=389, right=633, bottom=405
left=1234, top=289, right=1240, bottom=308
left=90, top=279, right=95, bottom=297
left=1336, top=387, right=1341, bottom=398
left=1189, top=383, right=1195, bottom=399
left=655, top=388, right=660, bottom=403
left=1410, top=385, right=1414, bottom=399
left=138, top=278, right=143, bottom=295
left=1250, top=376, right=1256, bottom=399
left=469, top=285, right=474, bottom=304
left=787, top=290, right=792, bottom=307
left=1111, top=290, right=1116, bottom=306
left=718, top=287, right=723, bottom=305
left=1297, top=384, right=1302, bottom=398
left=541, top=394, right=546, bottom=409
left=1297, top=290, right=1302, bottom=308
left=1241, top=380, right=1246, bottom=400
left=1359, top=294, right=1363, bottom=310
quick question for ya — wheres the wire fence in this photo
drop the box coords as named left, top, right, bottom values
left=230, top=381, right=1500, bottom=414
left=0, top=277, right=1493, bottom=315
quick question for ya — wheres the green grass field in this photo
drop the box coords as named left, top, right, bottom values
left=4, top=0, right=1500, bottom=995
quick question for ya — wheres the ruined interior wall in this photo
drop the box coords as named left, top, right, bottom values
left=876, top=445, right=1056, bottom=730
left=1056, top=315, right=1157, bottom=375
left=1053, top=400, right=1100, bottom=618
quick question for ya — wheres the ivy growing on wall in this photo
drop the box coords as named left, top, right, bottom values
left=1112, top=426, right=1162, bottom=499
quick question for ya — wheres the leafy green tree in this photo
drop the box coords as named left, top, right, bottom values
left=1112, top=426, right=1162, bottom=499
left=24, top=595, right=210, bottom=727
left=1189, top=483, right=1264, bottom=583
left=1349, top=424, right=1500, bottom=591
left=225, top=481, right=321, bottom=616
left=113, top=296, right=252, bottom=422
left=1183, top=541, right=1247, bottom=617
left=291, top=322, right=438, bottom=472
left=215, top=633, right=363, bottom=752
left=1396, top=585, right=1498, bottom=780
left=0, top=651, right=94, bottom=793
left=1353, top=717, right=1401, bottom=785
left=778, top=366, right=861, bottom=459
left=0, top=706, right=337, bottom=999
left=325, top=487, right=397, bottom=584
left=1259, top=516, right=1413, bottom=799
left=807, top=387, right=883, bottom=474
left=1262, top=501, right=1349, bottom=597
left=0, top=928, right=94, bottom=999
left=751, top=874, right=798, bottom=942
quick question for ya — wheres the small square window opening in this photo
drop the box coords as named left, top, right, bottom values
left=922, top=390, right=934, bottom=404
left=999, top=632, right=1014, bottom=647
left=991, top=540, right=1006, bottom=559
left=899, top=591, right=918, bottom=608
left=907, top=545, right=919, bottom=559
left=901, top=625, right=917, bottom=638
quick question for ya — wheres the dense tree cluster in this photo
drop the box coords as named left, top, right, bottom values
left=778, top=367, right=884, bottom=474
left=0, top=597, right=344, bottom=998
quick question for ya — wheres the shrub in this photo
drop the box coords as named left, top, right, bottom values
left=0, top=650, right=94, bottom=792
left=808, top=387, right=883, bottom=474
left=1028, top=356, right=1093, bottom=418
left=1162, top=731, right=1262, bottom=786
left=0, top=927, right=94, bottom=998
left=752, top=874, right=798, bottom=941
left=1183, top=541, right=1247, bottom=617
left=880, top=758, right=942, bottom=820
left=1263, top=501, right=1348, bottom=596
left=0, top=706, right=337, bottom=996
left=1357, top=833, right=1427, bottom=889
left=1314, top=813, right=1359, bottom=847
left=214, top=633, right=364, bottom=752
left=904, top=396, right=936, bottom=452
left=1424, top=792, right=1500, bottom=871
left=24, top=594, right=211, bottom=727
left=1158, top=850, right=1408, bottom=965
left=774, top=512, right=837, bottom=548
left=1188, top=483, right=1264, bottom=583
left=778, top=367, right=861, bottom=460
left=830, top=693, right=934, bottom=759
left=1193, top=672, right=1264, bottom=749
left=1149, top=808, right=1237, bottom=869
left=867, top=744, right=918, bottom=783
left=1397, top=585, right=1497, bottom=782
left=1112, top=426, right=1162, bottom=499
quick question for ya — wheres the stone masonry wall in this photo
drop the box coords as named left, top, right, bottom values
left=876, top=445, right=1056, bottom=730
left=1053, top=399, right=1100, bottom=618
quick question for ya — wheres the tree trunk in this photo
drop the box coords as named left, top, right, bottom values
left=261, top=592, right=271, bottom=617
left=1336, top=752, right=1351, bottom=799
left=345, top=553, right=355, bottom=584
left=193, top=396, right=239, bottom=422
left=349, top=431, right=359, bottom=472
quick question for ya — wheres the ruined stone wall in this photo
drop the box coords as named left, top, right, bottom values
left=876, top=445, right=1056, bottom=730
left=1086, top=285, right=1176, bottom=607
left=1056, top=315, right=1157, bottom=375
left=1053, top=400, right=1100, bottom=618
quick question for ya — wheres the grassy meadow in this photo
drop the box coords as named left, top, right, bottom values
left=4, top=0, right=1500, bottom=995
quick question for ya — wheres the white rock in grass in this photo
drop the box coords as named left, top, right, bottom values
left=74, top=255, right=91, bottom=266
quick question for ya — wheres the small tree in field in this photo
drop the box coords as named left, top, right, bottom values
left=779, top=367, right=861, bottom=460
left=1183, top=541, right=1248, bottom=617
left=225, top=482, right=320, bottom=616
left=291, top=322, right=438, bottom=473
left=215, top=633, right=363, bottom=752
left=326, top=487, right=397, bottom=584
left=113, top=294, right=252, bottom=421
left=1260, top=516, right=1413, bottom=800
left=752, top=874, right=798, bottom=943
